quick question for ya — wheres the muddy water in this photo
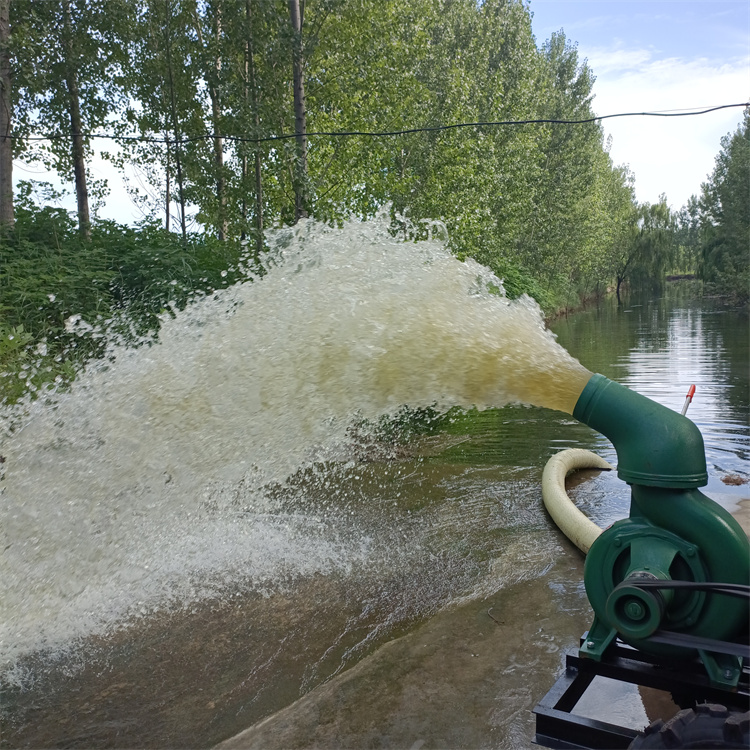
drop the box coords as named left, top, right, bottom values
left=2, top=281, right=748, bottom=749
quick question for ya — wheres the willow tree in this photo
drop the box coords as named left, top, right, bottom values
left=611, top=197, right=675, bottom=299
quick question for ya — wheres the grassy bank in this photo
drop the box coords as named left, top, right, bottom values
left=1, top=209, right=249, bottom=406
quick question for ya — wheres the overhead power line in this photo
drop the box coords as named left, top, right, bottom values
left=10, top=102, right=749, bottom=146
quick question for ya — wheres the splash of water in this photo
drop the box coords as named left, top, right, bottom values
left=0, top=214, right=591, bottom=668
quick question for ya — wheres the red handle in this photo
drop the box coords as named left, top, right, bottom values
left=681, top=385, right=696, bottom=416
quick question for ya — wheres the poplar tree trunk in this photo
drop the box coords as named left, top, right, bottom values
left=164, top=0, right=187, bottom=241
left=195, top=1, right=227, bottom=240
left=0, top=0, right=13, bottom=228
left=165, top=135, right=171, bottom=232
left=288, top=0, right=307, bottom=222
left=61, top=0, right=90, bottom=240
left=210, top=11, right=229, bottom=240
left=243, top=0, right=263, bottom=257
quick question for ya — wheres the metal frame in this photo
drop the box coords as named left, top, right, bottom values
left=533, top=635, right=750, bottom=749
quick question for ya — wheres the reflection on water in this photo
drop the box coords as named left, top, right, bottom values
left=553, top=287, right=749, bottom=511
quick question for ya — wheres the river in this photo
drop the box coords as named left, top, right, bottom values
left=1, top=266, right=748, bottom=748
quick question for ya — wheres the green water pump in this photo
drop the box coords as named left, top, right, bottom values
left=572, top=374, right=750, bottom=688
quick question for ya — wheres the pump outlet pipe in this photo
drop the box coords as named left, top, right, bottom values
left=563, top=374, right=750, bottom=688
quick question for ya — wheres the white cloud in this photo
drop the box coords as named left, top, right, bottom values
left=583, top=46, right=653, bottom=74
left=584, top=48, right=749, bottom=207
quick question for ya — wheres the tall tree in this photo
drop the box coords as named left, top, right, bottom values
left=242, top=0, right=264, bottom=254
left=6, top=0, right=646, bottom=314
left=520, top=31, right=602, bottom=287
left=673, top=195, right=701, bottom=275
left=288, top=0, right=308, bottom=221
left=121, top=0, right=174, bottom=229
left=163, top=0, right=188, bottom=239
left=191, top=0, right=229, bottom=239
left=296, top=0, right=433, bottom=222
left=13, top=0, right=131, bottom=239
left=580, top=155, right=637, bottom=299
left=611, top=197, right=675, bottom=300
left=0, top=0, right=13, bottom=227
left=124, top=0, right=203, bottom=237
left=60, top=0, right=90, bottom=239
left=697, top=109, right=749, bottom=304
left=388, top=0, right=546, bottom=277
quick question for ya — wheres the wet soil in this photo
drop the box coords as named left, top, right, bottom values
left=1, top=575, right=420, bottom=749
left=214, top=551, right=672, bottom=750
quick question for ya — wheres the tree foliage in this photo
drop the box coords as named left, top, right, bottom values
left=0, top=204, right=246, bottom=404
left=8, top=0, right=638, bottom=267
left=696, top=109, right=749, bottom=305
left=607, top=197, right=675, bottom=300
left=671, top=109, right=749, bottom=306
left=9, top=0, right=735, bottom=404
left=12, top=0, right=133, bottom=236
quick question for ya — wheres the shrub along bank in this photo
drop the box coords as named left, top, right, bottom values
left=0, top=207, right=247, bottom=405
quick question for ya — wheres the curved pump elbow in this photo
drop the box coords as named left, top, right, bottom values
left=573, top=374, right=707, bottom=489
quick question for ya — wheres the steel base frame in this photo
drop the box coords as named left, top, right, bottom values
left=533, top=635, right=750, bottom=750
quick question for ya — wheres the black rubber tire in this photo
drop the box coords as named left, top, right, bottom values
left=628, top=704, right=750, bottom=748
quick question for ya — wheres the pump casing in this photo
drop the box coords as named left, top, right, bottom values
left=573, top=375, right=750, bottom=688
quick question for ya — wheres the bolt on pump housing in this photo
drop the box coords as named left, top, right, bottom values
left=572, top=374, right=750, bottom=688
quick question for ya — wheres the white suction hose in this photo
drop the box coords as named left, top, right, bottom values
left=542, top=449, right=613, bottom=554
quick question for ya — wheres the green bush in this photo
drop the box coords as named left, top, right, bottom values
left=0, top=207, right=249, bottom=405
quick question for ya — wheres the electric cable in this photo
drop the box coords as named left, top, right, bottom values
left=8, top=102, right=749, bottom=146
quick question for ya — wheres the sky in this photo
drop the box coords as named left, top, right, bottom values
left=14, top=0, right=750, bottom=223
left=528, top=0, right=749, bottom=209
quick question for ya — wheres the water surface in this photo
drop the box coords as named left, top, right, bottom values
left=1, top=263, right=747, bottom=748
